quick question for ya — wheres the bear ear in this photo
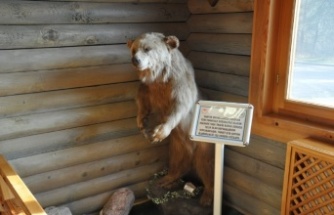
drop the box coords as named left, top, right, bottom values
left=164, top=35, right=179, bottom=50
left=127, top=40, right=134, bottom=49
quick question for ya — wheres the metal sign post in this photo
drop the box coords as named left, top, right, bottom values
left=213, top=143, right=225, bottom=215
left=190, top=101, right=253, bottom=215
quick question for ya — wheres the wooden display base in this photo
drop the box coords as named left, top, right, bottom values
left=146, top=171, right=212, bottom=215
left=0, top=155, right=46, bottom=215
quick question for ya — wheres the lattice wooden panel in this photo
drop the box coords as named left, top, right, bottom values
left=282, top=139, right=334, bottom=215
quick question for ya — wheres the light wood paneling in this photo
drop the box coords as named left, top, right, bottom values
left=0, top=82, right=138, bottom=118
left=186, top=1, right=286, bottom=214
left=200, top=88, right=248, bottom=103
left=0, top=1, right=189, bottom=214
left=0, top=23, right=189, bottom=49
left=224, top=167, right=281, bottom=209
left=46, top=0, right=187, bottom=2
left=0, top=64, right=137, bottom=96
left=189, top=51, right=250, bottom=76
left=195, top=69, right=249, bottom=97
left=62, top=181, right=149, bottom=215
left=225, top=148, right=284, bottom=189
left=0, top=2, right=189, bottom=24
left=188, top=0, right=254, bottom=14
left=24, top=145, right=168, bottom=193
left=0, top=118, right=138, bottom=160
left=35, top=162, right=164, bottom=207
left=229, top=135, right=287, bottom=169
left=10, top=134, right=153, bottom=177
left=0, top=101, right=137, bottom=141
left=223, top=135, right=286, bottom=214
left=187, top=33, right=252, bottom=55
left=188, top=13, right=253, bottom=33
left=0, top=45, right=130, bottom=73
left=224, top=184, right=280, bottom=215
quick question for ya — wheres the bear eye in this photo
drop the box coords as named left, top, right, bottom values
left=144, top=47, right=151, bottom=53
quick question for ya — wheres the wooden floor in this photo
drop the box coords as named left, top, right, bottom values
left=129, top=201, right=243, bottom=215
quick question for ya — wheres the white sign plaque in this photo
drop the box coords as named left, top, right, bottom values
left=190, top=101, right=253, bottom=146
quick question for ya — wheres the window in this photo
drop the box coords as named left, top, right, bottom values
left=275, top=0, right=334, bottom=125
left=250, top=0, right=334, bottom=143
left=288, top=0, right=334, bottom=108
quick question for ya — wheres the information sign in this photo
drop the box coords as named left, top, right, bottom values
left=190, top=101, right=253, bottom=146
left=189, top=100, right=254, bottom=215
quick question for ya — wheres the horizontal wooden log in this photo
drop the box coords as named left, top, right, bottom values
left=47, top=0, right=186, bottom=2
left=200, top=88, right=248, bottom=103
left=0, top=101, right=137, bottom=141
left=35, top=162, right=164, bottom=207
left=179, top=41, right=191, bottom=56
left=224, top=184, right=280, bottom=215
left=0, top=23, right=189, bottom=49
left=188, top=0, right=254, bottom=14
left=224, top=167, right=282, bottom=209
left=0, top=2, right=189, bottom=24
left=195, top=69, right=249, bottom=97
left=10, top=133, right=157, bottom=177
left=187, top=33, right=252, bottom=55
left=188, top=13, right=253, bottom=34
left=0, top=45, right=130, bottom=73
left=225, top=148, right=284, bottom=189
left=0, top=118, right=138, bottom=160
left=189, top=51, right=250, bottom=76
left=61, top=181, right=149, bottom=215
left=228, top=134, right=286, bottom=168
left=0, top=64, right=137, bottom=97
left=0, top=43, right=188, bottom=74
left=24, top=145, right=168, bottom=193
left=0, top=82, right=138, bottom=118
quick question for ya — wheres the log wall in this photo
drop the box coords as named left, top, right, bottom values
left=0, top=0, right=288, bottom=214
left=187, top=1, right=285, bottom=214
left=0, top=0, right=188, bottom=214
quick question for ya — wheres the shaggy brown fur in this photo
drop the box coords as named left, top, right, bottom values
left=127, top=32, right=214, bottom=206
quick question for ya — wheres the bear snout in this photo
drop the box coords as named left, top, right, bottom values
left=131, top=56, right=140, bottom=67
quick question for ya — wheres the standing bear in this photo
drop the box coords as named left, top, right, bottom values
left=127, top=32, right=214, bottom=206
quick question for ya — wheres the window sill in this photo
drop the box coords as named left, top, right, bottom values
left=251, top=113, right=334, bottom=144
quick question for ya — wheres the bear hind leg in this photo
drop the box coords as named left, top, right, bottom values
left=194, top=143, right=214, bottom=206
left=157, top=129, right=193, bottom=189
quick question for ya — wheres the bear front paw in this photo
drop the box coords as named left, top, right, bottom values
left=152, top=124, right=171, bottom=143
left=137, top=115, right=150, bottom=130
left=136, top=116, right=144, bottom=130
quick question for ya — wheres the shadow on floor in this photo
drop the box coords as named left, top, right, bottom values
left=129, top=201, right=243, bottom=215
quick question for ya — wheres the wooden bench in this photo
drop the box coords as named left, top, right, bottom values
left=0, top=155, right=46, bottom=215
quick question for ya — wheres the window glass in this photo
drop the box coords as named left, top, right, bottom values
left=288, top=0, right=334, bottom=108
